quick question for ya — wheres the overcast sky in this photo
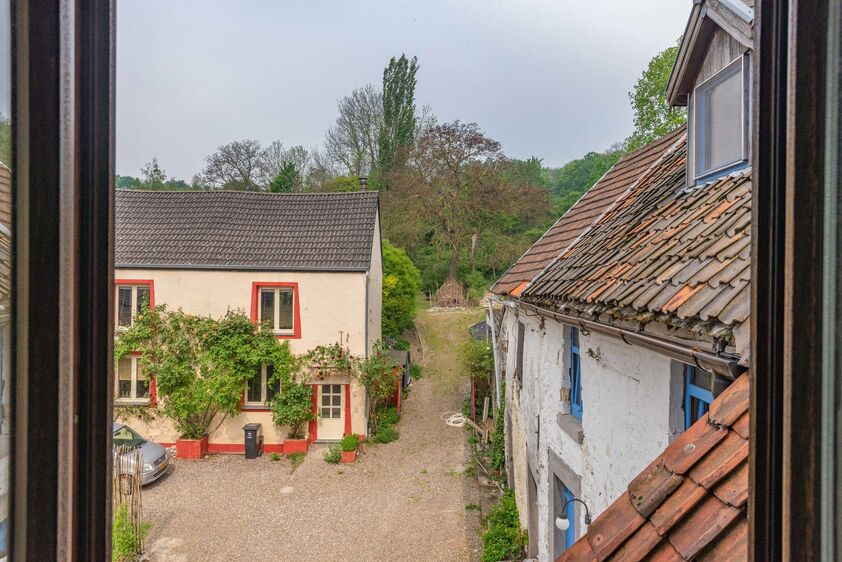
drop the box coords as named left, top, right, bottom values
left=116, top=0, right=690, bottom=180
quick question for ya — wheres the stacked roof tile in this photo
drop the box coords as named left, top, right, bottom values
left=0, top=164, right=8, bottom=322
left=523, top=133, right=751, bottom=328
left=115, top=190, right=379, bottom=271
left=491, top=127, right=685, bottom=296
left=557, top=372, right=749, bottom=562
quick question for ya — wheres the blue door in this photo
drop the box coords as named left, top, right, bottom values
left=553, top=475, right=576, bottom=557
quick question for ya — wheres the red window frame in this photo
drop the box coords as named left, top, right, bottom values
left=114, top=279, right=157, bottom=406
left=249, top=282, right=301, bottom=339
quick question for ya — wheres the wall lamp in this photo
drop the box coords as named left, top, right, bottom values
left=555, top=498, right=592, bottom=531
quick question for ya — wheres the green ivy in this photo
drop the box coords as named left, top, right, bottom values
left=115, top=305, right=295, bottom=440
left=481, top=489, right=527, bottom=562
left=270, top=382, right=314, bottom=439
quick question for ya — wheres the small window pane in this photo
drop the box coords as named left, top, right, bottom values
left=321, top=407, right=330, bottom=418
left=246, top=371, right=262, bottom=403
left=697, top=61, right=744, bottom=175
left=135, top=285, right=150, bottom=313
left=332, top=395, right=341, bottom=406
left=322, top=384, right=330, bottom=393
left=332, top=408, right=340, bottom=418
left=322, top=395, right=331, bottom=406
left=117, top=287, right=132, bottom=327
left=278, top=289, right=293, bottom=330
left=117, top=358, right=132, bottom=398
left=259, top=289, right=274, bottom=328
left=332, top=384, right=341, bottom=394
left=135, top=368, right=149, bottom=399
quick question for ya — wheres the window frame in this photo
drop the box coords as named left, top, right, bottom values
left=250, top=282, right=301, bottom=339
left=243, top=364, right=279, bottom=409
left=569, top=327, right=583, bottom=421
left=114, top=279, right=154, bottom=329
left=683, top=364, right=713, bottom=430
left=693, top=55, right=751, bottom=180
left=515, top=321, right=525, bottom=386
left=114, top=355, right=151, bottom=405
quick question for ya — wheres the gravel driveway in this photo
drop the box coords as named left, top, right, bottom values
left=143, top=308, right=485, bottom=562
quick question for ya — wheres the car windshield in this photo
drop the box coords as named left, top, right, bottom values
left=113, top=425, right=146, bottom=449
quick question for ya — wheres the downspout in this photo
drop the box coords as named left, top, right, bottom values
left=505, top=299, right=744, bottom=379
left=487, top=301, right=502, bottom=411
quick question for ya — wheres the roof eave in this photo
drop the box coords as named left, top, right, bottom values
left=114, top=263, right=371, bottom=273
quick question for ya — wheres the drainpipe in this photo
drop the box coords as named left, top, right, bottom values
left=493, top=298, right=744, bottom=379
left=487, top=300, right=502, bottom=411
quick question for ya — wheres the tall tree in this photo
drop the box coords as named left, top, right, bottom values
left=261, top=142, right=310, bottom=190
left=377, top=55, right=419, bottom=175
left=140, top=157, right=168, bottom=187
left=200, top=139, right=265, bottom=190
left=268, top=162, right=299, bottom=193
left=383, top=121, right=549, bottom=281
left=625, top=42, right=686, bottom=151
left=323, top=85, right=383, bottom=176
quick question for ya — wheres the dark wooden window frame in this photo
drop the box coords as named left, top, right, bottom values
left=11, top=0, right=115, bottom=559
left=751, top=0, right=833, bottom=559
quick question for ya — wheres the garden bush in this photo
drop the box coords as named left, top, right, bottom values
left=410, top=363, right=423, bottom=381
left=323, top=443, right=341, bottom=464
left=481, top=489, right=527, bottom=562
left=271, top=381, right=315, bottom=439
left=370, top=423, right=400, bottom=444
left=112, top=503, right=151, bottom=562
left=341, top=433, right=360, bottom=452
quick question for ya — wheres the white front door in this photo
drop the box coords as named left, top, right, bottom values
left=317, top=384, right=344, bottom=441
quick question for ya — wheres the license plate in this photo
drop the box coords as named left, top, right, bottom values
left=158, top=461, right=168, bottom=473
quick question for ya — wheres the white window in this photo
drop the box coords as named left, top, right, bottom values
left=320, top=384, right=342, bottom=419
left=258, top=287, right=294, bottom=334
left=115, top=356, right=149, bottom=403
left=116, top=284, right=151, bottom=328
left=245, top=364, right=279, bottom=406
left=693, top=56, right=749, bottom=179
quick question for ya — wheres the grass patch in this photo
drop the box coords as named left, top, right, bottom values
left=481, top=489, right=527, bottom=562
left=370, top=423, right=399, bottom=444
left=286, top=451, right=306, bottom=468
left=465, top=503, right=481, bottom=511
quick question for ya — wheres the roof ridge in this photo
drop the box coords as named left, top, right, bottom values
left=115, top=188, right=378, bottom=197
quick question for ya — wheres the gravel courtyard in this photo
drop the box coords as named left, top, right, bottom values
left=143, top=308, right=486, bottom=562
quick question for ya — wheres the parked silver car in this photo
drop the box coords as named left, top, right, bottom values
left=112, top=422, right=170, bottom=486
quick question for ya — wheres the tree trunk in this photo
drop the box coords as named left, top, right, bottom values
left=449, top=247, right=459, bottom=279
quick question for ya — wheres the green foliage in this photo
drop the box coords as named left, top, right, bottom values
left=378, top=54, right=419, bottom=173
left=323, top=175, right=362, bottom=192
left=356, top=345, right=400, bottom=430
left=382, top=240, right=421, bottom=339
left=464, top=270, right=492, bottom=304
left=465, top=503, right=481, bottom=511
left=377, top=406, right=400, bottom=427
left=550, top=147, right=624, bottom=211
left=324, top=443, right=341, bottom=464
left=625, top=41, right=687, bottom=152
left=287, top=451, right=306, bottom=468
left=370, top=423, right=399, bottom=444
left=481, top=489, right=527, bottom=562
left=410, top=364, right=423, bottom=381
left=462, top=339, right=494, bottom=381
left=0, top=116, right=11, bottom=166
left=269, top=452, right=281, bottom=462
left=271, top=382, right=315, bottom=439
left=490, top=411, right=506, bottom=472
left=392, top=337, right=410, bottom=351
left=269, top=161, right=300, bottom=193
left=341, top=433, right=360, bottom=452
left=115, top=305, right=294, bottom=439
left=112, top=503, right=151, bottom=562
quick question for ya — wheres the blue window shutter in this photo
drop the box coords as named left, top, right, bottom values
left=684, top=364, right=714, bottom=430
left=570, top=328, right=583, bottom=420
left=563, top=485, right=575, bottom=548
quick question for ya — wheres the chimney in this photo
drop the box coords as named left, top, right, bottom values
left=359, top=176, right=368, bottom=191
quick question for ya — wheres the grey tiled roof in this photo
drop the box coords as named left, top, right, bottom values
left=523, top=133, right=752, bottom=327
left=115, top=190, right=379, bottom=271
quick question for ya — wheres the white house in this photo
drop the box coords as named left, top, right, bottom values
left=114, top=189, right=382, bottom=453
left=489, top=1, right=754, bottom=559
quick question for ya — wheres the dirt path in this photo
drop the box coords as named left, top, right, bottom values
left=144, top=307, right=485, bottom=562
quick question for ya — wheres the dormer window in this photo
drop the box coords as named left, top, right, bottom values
left=693, top=56, right=749, bottom=180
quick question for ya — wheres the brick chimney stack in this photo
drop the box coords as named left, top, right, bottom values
left=359, top=176, right=368, bottom=191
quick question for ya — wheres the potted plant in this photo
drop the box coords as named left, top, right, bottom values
left=340, top=433, right=360, bottom=463
left=271, top=381, right=315, bottom=453
left=116, top=306, right=294, bottom=459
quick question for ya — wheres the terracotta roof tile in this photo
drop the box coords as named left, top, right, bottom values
left=663, top=414, right=728, bottom=475
left=522, top=133, right=752, bottom=328
left=649, top=477, right=708, bottom=536
left=586, top=492, right=646, bottom=560
left=556, top=372, right=750, bottom=562
left=696, top=519, right=748, bottom=561
left=491, top=127, right=686, bottom=295
left=627, top=456, right=684, bottom=518
left=668, top=495, right=741, bottom=559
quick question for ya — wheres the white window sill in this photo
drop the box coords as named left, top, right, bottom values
left=241, top=404, right=271, bottom=410
left=114, top=399, right=151, bottom=407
